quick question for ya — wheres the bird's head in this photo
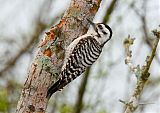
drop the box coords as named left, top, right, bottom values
left=87, top=19, right=112, bottom=46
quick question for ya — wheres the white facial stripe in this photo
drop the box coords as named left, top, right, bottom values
left=97, top=24, right=109, bottom=36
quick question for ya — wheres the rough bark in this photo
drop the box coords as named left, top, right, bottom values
left=16, top=0, right=102, bottom=113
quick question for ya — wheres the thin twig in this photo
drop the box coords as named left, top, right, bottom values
left=123, top=29, right=160, bottom=113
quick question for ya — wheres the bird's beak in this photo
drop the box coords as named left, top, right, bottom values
left=87, top=19, right=96, bottom=31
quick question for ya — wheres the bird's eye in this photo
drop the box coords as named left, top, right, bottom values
left=98, top=24, right=103, bottom=29
left=102, top=30, right=107, bottom=35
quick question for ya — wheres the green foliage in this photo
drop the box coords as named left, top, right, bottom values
left=59, top=104, right=73, bottom=113
left=0, top=90, right=8, bottom=112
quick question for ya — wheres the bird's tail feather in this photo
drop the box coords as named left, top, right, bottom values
left=46, top=79, right=61, bottom=98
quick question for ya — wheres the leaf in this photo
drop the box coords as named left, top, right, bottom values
left=0, top=90, right=8, bottom=112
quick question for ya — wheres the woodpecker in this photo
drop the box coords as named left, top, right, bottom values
left=47, top=19, right=112, bottom=98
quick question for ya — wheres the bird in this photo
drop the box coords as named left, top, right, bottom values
left=47, top=19, right=112, bottom=98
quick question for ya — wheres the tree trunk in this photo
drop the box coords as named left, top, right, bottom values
left=16, top=0, right=102, bottom=112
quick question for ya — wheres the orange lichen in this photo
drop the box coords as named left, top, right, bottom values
left=39, top=38, right=48, bottom=47
left=89, top=7, right=97, bottom=13
left=46, top=29, right=56, bottom=40
left=49, top=32, right=55, bottom=40
left=45, top=32, right=51, bottom=36
left=57, top=19, right=65, bottom=28
left=43, top=48, right=52, bottom=57
left=45, top=31, right=55, bottom=40
left=50, top=28, right=55, bottom=33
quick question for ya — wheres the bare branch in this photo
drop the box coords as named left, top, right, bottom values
left=129, top=0, right=160, bottom=63
left=103, top=0, right=117, bottom=23
left=123, top=29, right=160, bottom=113
left=123, top=36, right=137, bottom=74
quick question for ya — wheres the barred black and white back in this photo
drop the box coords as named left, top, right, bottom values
left=47, top=19, right=112, bottom=98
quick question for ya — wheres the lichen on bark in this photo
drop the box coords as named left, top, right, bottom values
left=16, top=0, right=102, bottom=113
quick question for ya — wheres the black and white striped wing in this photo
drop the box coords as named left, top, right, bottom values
left=61, top=36, right=102, bottom=83
left=47, top=36, right=102, bottom=97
